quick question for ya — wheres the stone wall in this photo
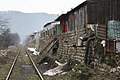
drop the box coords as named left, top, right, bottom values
left=57, top=30, right=86, bottom=63
left=36, top=29, right=120, bottom=74
left=37, top=29, right=86, bottom=64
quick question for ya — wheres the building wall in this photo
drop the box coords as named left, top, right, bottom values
left=38, top=30, right=86, bottom=63
left=87, top=0, right=120, bottom=25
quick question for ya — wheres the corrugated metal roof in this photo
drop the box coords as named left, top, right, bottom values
left=55, top=14, right=67, bottom=21
left=55, top=1, right=88, bottom=21
left=67, top=1, right=88, bottom=14
left=43, top=21, right=54, bottom=28
left=43, top=21, right=60, bottom=29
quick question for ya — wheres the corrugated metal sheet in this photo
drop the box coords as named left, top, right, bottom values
left=68, top=13, right=75, bottom=31
left=106, top=40, right=120, bottom=53
left=106, top=40, right=116, bottom=53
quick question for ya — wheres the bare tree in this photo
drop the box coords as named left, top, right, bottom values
left=0, top=17, right=20, bottom=49
left=0, top=17, right=9, bottom=34
left=9, top=33, right=20, bottom=45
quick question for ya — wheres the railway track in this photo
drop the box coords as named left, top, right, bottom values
left=5, top=48, right=44, bottom=80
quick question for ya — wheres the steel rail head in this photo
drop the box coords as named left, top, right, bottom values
left=5, top=51, right=20, bottom=80
left=26, top=50, right=45, bottom=80
left=6, top=47, right=44, bottom=80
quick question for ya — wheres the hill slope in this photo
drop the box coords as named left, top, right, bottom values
left=0, top=11, right=58, bottom=42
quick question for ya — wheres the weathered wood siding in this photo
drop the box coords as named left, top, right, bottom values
left=87, top=0, right=120, bottom=24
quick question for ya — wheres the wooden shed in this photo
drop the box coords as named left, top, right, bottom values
left=55, top=0, right=120, bottom=53
left=87, top=0, right=120, bottom=53
left=55, top=14, right=68, bottom=33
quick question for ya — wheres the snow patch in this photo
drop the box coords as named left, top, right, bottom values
left=43, top=61, right=67, bottom=76
left=27, top=47, right=39, bottom=55
left=55, top=60, right=63, bottom=66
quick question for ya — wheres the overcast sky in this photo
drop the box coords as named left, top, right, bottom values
left=0, top=0, right=85, bottom=14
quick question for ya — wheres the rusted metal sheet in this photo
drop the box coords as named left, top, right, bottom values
left=67, top=4, right=88, bottom=32
left=68, top=12, right=75, bottom=31
left=106, top=40, right=116, bottom=53
left=97, top=25, right=106, bottom=40
left=106, top=40, right=120, bottom=53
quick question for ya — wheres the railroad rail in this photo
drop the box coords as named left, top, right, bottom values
left=26, top=50, right=44, bottom=80
left=5, top=50, right=20, bottom=80
left=5, top=49, right=44, bottom=80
